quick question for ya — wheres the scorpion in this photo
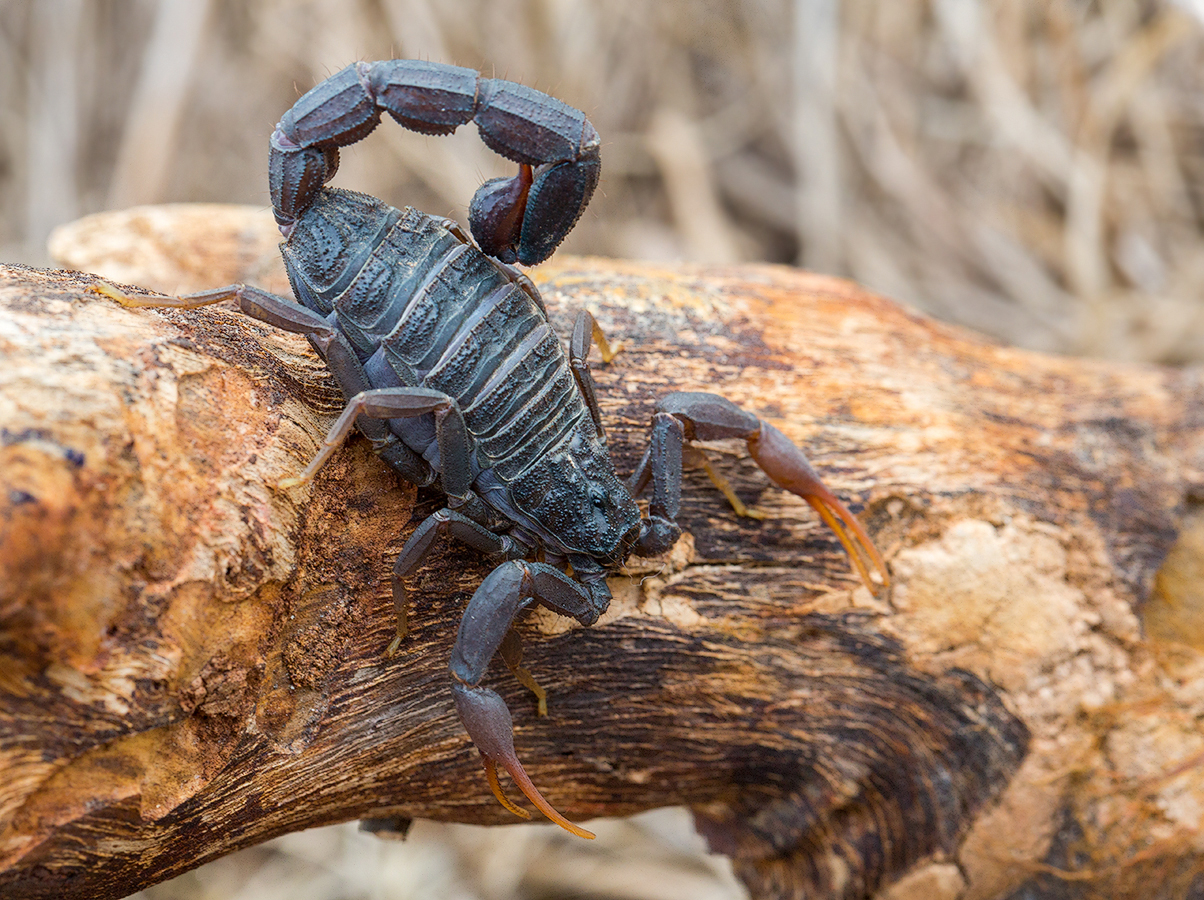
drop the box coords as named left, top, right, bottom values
left=96, top=59, right=888, bottom=839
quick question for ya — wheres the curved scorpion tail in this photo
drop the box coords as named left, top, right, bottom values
left=268, top=59, right=599, bottom=265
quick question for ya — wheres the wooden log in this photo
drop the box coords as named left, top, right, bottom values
left=1, top=204, right=1202, bottom=900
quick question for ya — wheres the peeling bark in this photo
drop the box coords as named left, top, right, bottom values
left=1, top=205, right=1203, bottom=899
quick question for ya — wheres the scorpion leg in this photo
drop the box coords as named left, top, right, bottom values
left=388, top=511, right=548, bottom=714
left=278, top=385, right=520, bottom=651
left=569, top=309, right=621, bottom=440
left=279, top=386, right=470, bottom=496
left=385, top=507, right=526, bottom=657
left=632, top=392, right=889, bottom=590
left=498, top=629, right=547, bottom=718
left=451, top=560, right=605, bottom=839
left=92, top=281, right=432, bottom=484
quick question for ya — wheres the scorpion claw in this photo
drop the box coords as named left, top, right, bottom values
left=482, top=757, right=531, bottom=820
left=747, top=420, right=889, bottom=589
left=650, top=393, right=889, bottom=591
left=452, top=681, right=595, bottom=839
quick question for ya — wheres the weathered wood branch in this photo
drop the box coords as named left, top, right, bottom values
left=3, top=205, right=1204, bottom=899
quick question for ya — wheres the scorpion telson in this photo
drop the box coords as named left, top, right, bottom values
left=94, top=59, right=888, bottom=840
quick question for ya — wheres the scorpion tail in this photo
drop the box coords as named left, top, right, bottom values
left=453, top=681, right=596, bottom=839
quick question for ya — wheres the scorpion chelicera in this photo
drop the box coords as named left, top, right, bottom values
left=96, top=59, right=889, bottom=839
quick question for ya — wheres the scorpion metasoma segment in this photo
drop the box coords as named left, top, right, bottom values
left=94, top=58, right=888, bottom=840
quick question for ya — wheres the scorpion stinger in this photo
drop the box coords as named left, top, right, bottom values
left=99, top=58, right=887, bottom=839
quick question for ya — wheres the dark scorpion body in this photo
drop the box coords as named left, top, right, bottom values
left=97, top=59, right=888, bottom=838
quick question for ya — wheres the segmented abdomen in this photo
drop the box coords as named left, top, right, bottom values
left=281, top=187, right=588, bottom=484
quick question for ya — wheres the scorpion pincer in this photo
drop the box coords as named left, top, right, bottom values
left=94, top=59, right=889, bottom=839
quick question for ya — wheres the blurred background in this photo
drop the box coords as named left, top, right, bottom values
left=4, top=0, right=1204, bottom=897
left=5, top=0, right=1204, bottom=364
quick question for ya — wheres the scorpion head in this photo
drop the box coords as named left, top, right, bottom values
left=509, top=429, right=640, bottom=569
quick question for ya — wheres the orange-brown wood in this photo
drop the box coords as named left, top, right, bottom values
left=2, top=205, right=1202, bottom=899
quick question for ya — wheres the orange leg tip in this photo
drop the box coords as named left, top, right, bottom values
left=90, top=281, right=132, bottom=305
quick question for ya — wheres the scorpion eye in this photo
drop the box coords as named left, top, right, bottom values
left=591, top=493, right=607, bottom=511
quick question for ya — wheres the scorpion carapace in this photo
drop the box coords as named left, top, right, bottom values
left=94, top=58, right=888, bottom=840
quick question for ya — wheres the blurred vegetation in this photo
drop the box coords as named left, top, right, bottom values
left=4, top=0, right=1204, bottom=362
left=130, top=813, right=749, bottom=900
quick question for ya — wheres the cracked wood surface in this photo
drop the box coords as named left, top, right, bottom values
left=2, top=204, right=1203, bottom=900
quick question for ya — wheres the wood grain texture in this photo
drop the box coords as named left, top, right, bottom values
left=2, top=205, right=1203, bottom=899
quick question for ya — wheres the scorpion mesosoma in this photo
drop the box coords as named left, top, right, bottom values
left=96, top=59, right=889, bottom=839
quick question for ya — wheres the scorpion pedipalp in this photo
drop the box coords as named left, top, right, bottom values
left=748, top=419, right=889, bottom=590
left=453, top=681, right=594, bottom=839
left=449, top=561, right=603, bottom=838
left=633, top=392, right=889, bottom=590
